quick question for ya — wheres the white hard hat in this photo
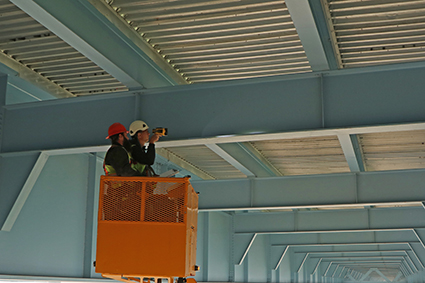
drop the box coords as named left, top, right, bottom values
left=129, top=120, right=149, bottom=136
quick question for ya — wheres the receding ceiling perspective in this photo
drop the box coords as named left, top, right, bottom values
left=1, top=0, right=425, bottom=283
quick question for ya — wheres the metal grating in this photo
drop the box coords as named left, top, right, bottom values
left=106, top=0, right=312, bottom=83
left=325, top=0, right=425, bottom=68
left=250, top=136, right=350, bottom=176
left=100, top=178, right=187, bottom=223
left=0, top=0, right=128, bottom=96
left=163, top=145, right=247, bottom=179
left=359, top=129, right=425, bottom=172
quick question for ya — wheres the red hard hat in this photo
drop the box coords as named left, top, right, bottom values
left=106, top=122, right=128, bottom=139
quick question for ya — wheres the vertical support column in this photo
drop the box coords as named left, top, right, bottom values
left=243, top=253, right=249, bottom=283
left=266, top=235, right=272, bottom=283
left=203, top=212, right=209, bottom=282
left=0, top=75, right=6, bottom=192
left=90, top=154, right=103, bottom=277
left=229, top=212, right=235, bottom=282
left=0, top=74, right=7, bottom=153
left=84, top=154, right=97, bottom=277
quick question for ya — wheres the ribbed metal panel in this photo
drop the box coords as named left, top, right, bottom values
left=106, top=0, right=311, bottom=83
left=359, top=130, right=425, bottom=171
left=0, top=0, right=127, bottom=96
left=163, top=145, right=247, bottom=179
left=325, top=0, right=425, bottom=68
left=251, top=136, right=350, bottom=176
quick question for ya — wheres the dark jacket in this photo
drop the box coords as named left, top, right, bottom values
left=104, top=142, right=141, bottom=176
left=130, top=140, right=156, bottom=165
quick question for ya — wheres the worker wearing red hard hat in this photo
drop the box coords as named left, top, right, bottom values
left=103, top=122, right=142, bottom=176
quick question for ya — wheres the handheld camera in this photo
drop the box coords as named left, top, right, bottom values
left=152, top=127, right=168, bottom=136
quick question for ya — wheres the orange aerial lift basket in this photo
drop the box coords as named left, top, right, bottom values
left=95, top=175, right=199, bottom=283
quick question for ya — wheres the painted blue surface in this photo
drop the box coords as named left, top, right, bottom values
left=0, top=63, right=57, bottom=105
left=2, top=64, right=425, bottom=154
left=0, top=153, right=39, bottom=227
left=207, top=212, right=231, bottom=281
left=2, top=93, right=137, bottom=152
left=193, top=170, right=425, bottom=210
left=248, top=234, right=269, bottom=282
left=6, top=75, right=56, bottom=105
left=0, top=154, right=89, bottom=277
left=0, top=74, right=6, bottom=153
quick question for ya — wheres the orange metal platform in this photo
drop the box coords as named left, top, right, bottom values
left=95, top=176, right=198, bottom=282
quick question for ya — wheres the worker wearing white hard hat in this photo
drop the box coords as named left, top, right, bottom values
left=129, top=120, right=160, bottom=176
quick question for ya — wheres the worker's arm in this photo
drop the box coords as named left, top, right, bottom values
left=131, top=143, right=156, bottom=165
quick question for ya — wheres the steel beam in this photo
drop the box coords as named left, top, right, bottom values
left=394, top=271, right=403, bottom=281
left=312, top=258, right=322, bottom=274
left=205, top=144, right=255, bottom=177
left=350, top=134, right=366, bottom=172
left=156, top=148, right=215, bottom=180
left=297, top=253, right=310, bottom=273
left=84, top=0, right=187, bottom=85
left=371, top=268, right=391, bottom=282
left=285, top=0, right=329, bottom=71
left=2, top=61, right=425, bottom=153
left=272, top=242, right=416, bottom=275
left=10, top=0, right=183, bottom=89
left=238, top=233, right=257, bottom=265
left=274, top=246, right=289, bottom=270
left=0, top=53, right=74, bottom=99
left=193, top=169, right=425, bottom=211
left=1, top=152, right=49, bottom=231
left=233, top=208, right=425, bottom=233
left=337, top=133, right=363, bottom=172
left=408, top=243, right=425, bottom=269
left=0, top=74, right=6, bottom=152
left=218, top=142, right=282, bottom=178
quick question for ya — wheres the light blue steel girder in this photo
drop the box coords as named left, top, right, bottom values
left=274, top=246, right=289, bottom=270
left=193, top=170, right=425, bottom=211
left=0, top=52, right=73, bottom=99
left=285, top=0, right=329, bottom=71
left=0, top=74, right=6, bottom=152
left=10, top=0, right=185, bottom=90
left=316, top=256, right=411, bottom=272
left=2, top=62, right=425, bottom=153
left=373, top=268, right=392, bottom=282
left=307, top=253, right=417, bottom=273
left=394, top=271, right=403, bottom=281
left=297, top=253, right=310, bottom=273
left=1, top=152, right=49, bottom=232
left=205, top=143, right=255, bottom=177
left=217, top=143, right=282, bottom=178
left=233, top=208, right=425, bottom=233
left=1, top=60, right=62, bottom=102
left=234, top=230, right=425, bottom=269
left=310, top=255, right=410, bottom=274
left=337, top=133, right=365, bottom=172
left=350, top=134, right=366, bottom=172
left=83, top=154, right=96, bottom=277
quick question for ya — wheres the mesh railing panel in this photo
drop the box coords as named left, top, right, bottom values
left=100, top=178, right=187, bottom=224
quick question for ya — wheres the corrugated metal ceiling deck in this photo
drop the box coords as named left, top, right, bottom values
left=106, top=0, right=312, bottom=83
left=359, top=130, right=425, bottom=172
left=0, top=0, right=127, bottom=96
left=157, top=130, right=425, bottom=180
left=325, top=0, right=425, bottom=68
left=251, top=136, right=351, bottom=176
left=2, top=0, right=425, bottom=181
